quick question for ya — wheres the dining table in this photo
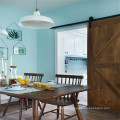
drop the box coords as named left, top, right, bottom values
left=0, top=84, right=95, bottom=120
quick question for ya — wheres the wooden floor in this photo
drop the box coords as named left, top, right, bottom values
left=0, top=103, right=119, bottom=120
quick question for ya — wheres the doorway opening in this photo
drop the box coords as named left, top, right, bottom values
left=55, top=25, right=88, bottom=105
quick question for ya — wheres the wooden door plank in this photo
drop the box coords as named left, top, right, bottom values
left=95, top=31, right=120, bottom=59
left=95, top=68, right=120, bottom=96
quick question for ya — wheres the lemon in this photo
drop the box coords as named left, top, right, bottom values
left=33, top=83, right=38, bottom=87
left=19, top=80, right=25, bottom=85
left=17, top=78, right=23, bottom=82
left=24, top=78, right=30, bottom=84
left=45, top=84, right=51, bottom=89
left=37, top=83, right=45, bottom=88
left=33, top=82, right=45, bottom=88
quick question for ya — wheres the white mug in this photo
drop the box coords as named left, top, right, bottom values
left=46, top=80, right=56, bottom=85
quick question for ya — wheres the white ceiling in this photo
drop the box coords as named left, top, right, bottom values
left=0, top=0, right=83, bottom=12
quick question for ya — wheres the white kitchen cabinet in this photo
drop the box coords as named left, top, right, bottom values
left=83, top=38, right=87, bottom=56
left=64, top=34, right=74, bottom=56
left=65, top=29, right=87, bottom=57
left=74, top=34, right=87, bottom=57
left=64, top=33, right=87, bottom=57
left=74, top=35, right=83, bottom=56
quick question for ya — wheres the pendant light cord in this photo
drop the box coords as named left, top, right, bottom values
left=36, top=0, right=38, bottom=11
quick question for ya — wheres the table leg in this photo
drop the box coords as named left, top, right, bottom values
left=33, top=100, right=38, bottom=120
left=61, top=106, right=64, bottom=120
left=72, top=93, right=83, bottom=120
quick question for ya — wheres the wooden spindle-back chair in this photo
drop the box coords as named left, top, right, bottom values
left=24, top=73, right=44, bottom=82
left=24, top=73, right=44, bottom=110
left=39, top=74, right=83, bottom=120
left=3, top=73, right=44, bottom=120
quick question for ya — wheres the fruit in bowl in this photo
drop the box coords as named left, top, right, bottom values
left=24, top=78, right=30, bottom=84
left=33, top=82, right=51, bottom=89
left=17, top=78, right=23, bottom=82
left=19, top=80, right=26, bottom=85
left=44, top=84, right=51, bottom=89
left=17, top=78, right=30, bottom=85
left=33, top=82, right=39, bottom=87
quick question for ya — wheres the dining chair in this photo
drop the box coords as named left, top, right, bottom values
left=39, top=74, right=83, bottom=120
left=3, top=73, right=44, bottom=120
left=24, top=73, right=44, bottom=110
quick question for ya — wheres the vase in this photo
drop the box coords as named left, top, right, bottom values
left=9, top=66, right=17, bottom=85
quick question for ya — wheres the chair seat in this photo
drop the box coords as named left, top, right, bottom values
left=41, top=97, right=79, bottom=106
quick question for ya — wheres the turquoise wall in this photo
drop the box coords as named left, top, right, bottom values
left=1, top=0, right=120, bottom=82
left=37, top=0, right=120, bottom=82
left=0, top=3, right=37, bottom=77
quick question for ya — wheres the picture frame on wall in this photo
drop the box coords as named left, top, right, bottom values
left=0, top=47, right=8, bottom=60
left=6, top=22, right=22, bottom=41
left=13, top=47, right=26, bottom=55
left=7, top=29, right=22, bottom=41
left=0, top=38, right=8, bottom=60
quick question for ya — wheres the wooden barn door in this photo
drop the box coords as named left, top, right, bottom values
left=88, top=16, right=120, bottom=112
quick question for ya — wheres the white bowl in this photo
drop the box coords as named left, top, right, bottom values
left=11, top=84, right=21, bottom=89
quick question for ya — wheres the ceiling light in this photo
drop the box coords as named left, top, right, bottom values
left=0, top=27, right=8, bottom=36
left=19, top=0, right=54, bottom=29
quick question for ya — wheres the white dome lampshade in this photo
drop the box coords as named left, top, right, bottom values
left=19, top=10, right=54, bottom=29
left=0, top=28, right=8, bottom=36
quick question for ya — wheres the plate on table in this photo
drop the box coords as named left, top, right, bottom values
left=4, top=86, right=26, bottom=91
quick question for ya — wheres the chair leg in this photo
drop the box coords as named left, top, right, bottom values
left=38, top=103, right=46, bottom=120
left=3, top=96, right=12, bottom=116
left=57, top=106, right=59, bottom=119
left=24, top=98, right=28, bottom=110
left=61, top=106, right=64, bottom=120
left=19, top=99, right=23, bottom=120
left=38, top=101, right=42, bottom=110
left=72, top=93, right=83, bottom=120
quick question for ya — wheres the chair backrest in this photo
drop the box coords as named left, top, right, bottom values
left=24, top=73, right=44, bottom=82
left=56, top=74, right=83, bottom=85
left=55, top=74, right=84, bottom=100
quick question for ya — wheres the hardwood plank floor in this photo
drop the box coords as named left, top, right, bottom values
left=0, top=103, right=119, bottom=120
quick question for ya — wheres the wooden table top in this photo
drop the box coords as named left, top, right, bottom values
left=0, top=85, right=96, bottom=101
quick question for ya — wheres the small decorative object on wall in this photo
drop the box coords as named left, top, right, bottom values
left=0, top=38, right=8, bottom=60
left=6, top=22, right=22, bottom=41
left=13, top=42, right=26, bottom=55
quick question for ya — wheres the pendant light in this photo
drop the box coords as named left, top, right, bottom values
left=0, top=27, right=8, bottom=36
left=19, top=0, right=54, bottom=29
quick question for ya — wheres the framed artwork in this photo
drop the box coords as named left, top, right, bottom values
left=6, top=22, right=22, bottom=41
left=0, top=38, right=8, bottom=60
left=7, top=29, right=22, bottom=41
left=0, top=47, right=8, bottom=60
left=13, top=42, right=26, bottom=55
left=13, top=47, right=26, bottom=55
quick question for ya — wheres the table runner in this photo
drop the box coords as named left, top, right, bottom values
left=0, top=83, right=69, bottom=94
left=0, top=87, right=41, bottom=94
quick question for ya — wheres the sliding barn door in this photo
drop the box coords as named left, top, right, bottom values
left=88, top=16, right=120, bottom=112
